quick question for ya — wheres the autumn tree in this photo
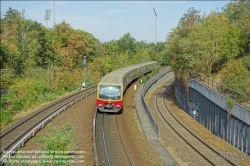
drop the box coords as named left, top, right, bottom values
left=117, top=33, right=136, bottom=56
left=222, top=0, right=250, bottom=57
left=190, top=12, right=240, bottom=75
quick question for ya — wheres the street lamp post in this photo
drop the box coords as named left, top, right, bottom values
left=82, top=56, right=87, bottom=89
left=44, top=9, right=51, bottom=28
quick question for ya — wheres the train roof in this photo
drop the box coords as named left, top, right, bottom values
left=99, top=61, right=156, bottom=85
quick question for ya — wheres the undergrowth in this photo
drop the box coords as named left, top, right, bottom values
left=0, top=68, right=94, bottom=127
left=139, top=68, right=158, bottom=84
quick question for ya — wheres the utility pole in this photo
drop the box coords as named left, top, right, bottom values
left=153, top=7, right=158, bottom=44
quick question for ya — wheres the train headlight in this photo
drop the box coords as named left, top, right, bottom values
left=116, top=105, right=121, bottom=108
left=98, top=104, right=102, bottom=107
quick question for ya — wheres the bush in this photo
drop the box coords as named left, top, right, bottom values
left=33, top=123, right=77, bottom=166
left=219, top=59, right=250, bottom=96
left=138, top=69, right=158, bottom=84
left=36, top=123, right=76, bottom=152
left=241, top=55, right=250, bottom=71
left=226, top=97, right=235, bottom=120
left=0, top=68, right=85, bottom=127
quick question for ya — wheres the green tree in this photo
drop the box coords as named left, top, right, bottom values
left=165, top=8, right=240, bottom=76
left=0, top=44, right=8, bottom=69
left=190, top=13, right=240, bottom=74
left=117, top=33, right=136, bottom=56
left=219, top=59, right=250, bottom=96
left=2, top=8, right=21, bottom=71
left=103, top=40, right=119, bottom=56
left=1, top=8, right=43, bottom=75
left=222, top=0, right=250, bottom=57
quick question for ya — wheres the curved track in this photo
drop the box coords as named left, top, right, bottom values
left=155, top=79, right=236, bottom=166
left=94, top=112, right=133, bottom=166
left=0, top=87, right=96, bottom=163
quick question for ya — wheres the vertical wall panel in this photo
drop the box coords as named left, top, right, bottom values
left=227, top=121, right=230, bottom=143
left=215, top=114, right=219, bottom=136
left=220, top=119, right=225, bottom=139
left=201, top=92, right=205, bottom=126
left=238, top=121, right=242, bottom=148
left=247, top=127, right=250, bottom=155
left=177, top=79, right=250, bottom=155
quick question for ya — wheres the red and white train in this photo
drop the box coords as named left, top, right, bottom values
left=96, top=61, right=157, bottom=113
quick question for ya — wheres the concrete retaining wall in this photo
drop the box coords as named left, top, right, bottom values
left=175, top=78, right=250, bottom=155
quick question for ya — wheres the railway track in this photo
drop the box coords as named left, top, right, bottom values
left=94, top=112, right=133, bottom=166
left=155, top=78, right=237, bottom=166
left=0, top=87, right=96, bottom=164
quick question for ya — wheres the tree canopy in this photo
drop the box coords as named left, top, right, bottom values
left=165, top=0, right=250, bottom=96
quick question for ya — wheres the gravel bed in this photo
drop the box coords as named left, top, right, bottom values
left=147, top=79, right=250, bottom=166
left=166, top=84, right=250, bottom=166
left=118, top=80, right=165, bottom=166
left=4, top=80, right=165, bottom=166
left=19, top=93, right=96, bottom=166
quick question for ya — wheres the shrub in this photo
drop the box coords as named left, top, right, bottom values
left=219, top=59, right=250, bottom=96
left=226, top=97, right=235, bottom=120
left=138, top=69, right=158, bottom=84
left=241, top=55, right=250, bottom=71
left=34, top=123, right=77, bottom=166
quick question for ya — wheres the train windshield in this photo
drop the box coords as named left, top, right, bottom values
left=99, top=85, right=122, bottom=100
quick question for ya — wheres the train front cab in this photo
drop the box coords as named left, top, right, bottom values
left=96, top=83, right=123, bottom=113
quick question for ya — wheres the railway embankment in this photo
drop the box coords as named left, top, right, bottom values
left=135, top=67, right=176, bottom=165
left=135, top=67, right=250, bottom=166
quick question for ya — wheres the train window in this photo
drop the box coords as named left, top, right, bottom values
left=99, top=85, right=122, bottom=100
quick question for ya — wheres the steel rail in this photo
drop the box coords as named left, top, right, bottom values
left=1, top=86, right=96, bottom=138
left=0, top=86, right=96, bottom=164
left=115, top=115, right=134, bottom=166
left=101, top=114, right=111, bottom=166
left=92, top=109, right=99, bottom=166
left=156, top=79, right=236, bottom=166
left=94, top=113, right=134, bottom=165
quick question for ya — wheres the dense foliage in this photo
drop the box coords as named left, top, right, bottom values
left=0, top=7, right=165, bottom=126
left=138, top=69, right=159, bottom=84
left=165, top=0, right=250, bottom=96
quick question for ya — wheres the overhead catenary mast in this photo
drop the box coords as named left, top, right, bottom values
left=153, top=7, right=158, bottom=44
